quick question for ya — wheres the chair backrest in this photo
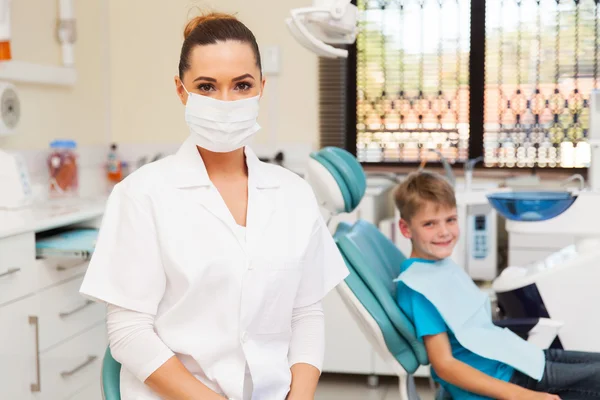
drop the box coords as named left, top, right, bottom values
left=101, top=347, right=121, bottom=400
left=335, top=221, right=429, bottom=368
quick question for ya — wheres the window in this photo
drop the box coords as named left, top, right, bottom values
left=348, top=0, right=600, bottom=168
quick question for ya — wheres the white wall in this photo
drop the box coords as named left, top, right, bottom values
left=108, top=0, right=320, bottom=153
left=0, top=0, right=320, bottom=158
left=0, top=0, right=110, bottom=150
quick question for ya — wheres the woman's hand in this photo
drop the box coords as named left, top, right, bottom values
left=286, top=363, right=320, bottom=400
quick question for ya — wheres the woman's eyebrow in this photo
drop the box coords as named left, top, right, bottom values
left=193, top=76, right=217, bottom=83
left=232, top=73, right=254, bottom=82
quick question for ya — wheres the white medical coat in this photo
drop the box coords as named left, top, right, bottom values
left=79, top=135, right=349, bottom=400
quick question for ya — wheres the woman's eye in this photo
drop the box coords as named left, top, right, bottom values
left=197, top=84, right=214, bottom=92
left=236, top=82, right=252, bottom=91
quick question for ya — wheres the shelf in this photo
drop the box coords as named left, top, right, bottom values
left=0, top=60, right=76, bottom=87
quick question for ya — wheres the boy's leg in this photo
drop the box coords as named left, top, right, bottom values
left=510, top=351, right=600, bottom=399
left=545, top=348, right=600, bottom=364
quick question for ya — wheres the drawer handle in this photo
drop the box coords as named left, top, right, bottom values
left=28, top=316, right=41, bottom=393
left=0, top=267, right=20, bottom=278
left=60, top=355, right=98, bottom=378
left=59, top=300, right=94, bottom=318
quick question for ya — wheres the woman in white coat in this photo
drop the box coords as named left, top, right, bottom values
left=80, top=12, right=349, bottom=400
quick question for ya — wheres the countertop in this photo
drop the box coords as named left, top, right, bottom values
left=0, top=195, right=107, bottom=239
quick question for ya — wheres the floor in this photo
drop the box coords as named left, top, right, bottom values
left=315, top=374, right=436, bottom=400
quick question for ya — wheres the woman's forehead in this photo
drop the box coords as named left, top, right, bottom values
left=187, top=41, right=259, bottom=79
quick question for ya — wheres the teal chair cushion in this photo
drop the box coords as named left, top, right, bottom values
left=102, top=347, right=121, bottom=400
left=310, top=152, right=354, bottom=212
left=337, top=220, right=429, bottom=366
left=334, top=223, right=420, bottom=373
left=318, top=147, right=367, bottom=210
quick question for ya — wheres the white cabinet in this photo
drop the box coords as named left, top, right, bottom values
left=38, top=323, right=106, bottom=400
left=508, top=232, right=576, bottom=267
left=0, top=296, right=40, bottom=400
left=0, top=201, right=107, bottom=400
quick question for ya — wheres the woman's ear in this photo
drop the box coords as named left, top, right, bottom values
left=399, top=219, right=412, bottom=239
left=174, top=75, right=188, bottom=105
left=259, top=77, right=266, bottom=99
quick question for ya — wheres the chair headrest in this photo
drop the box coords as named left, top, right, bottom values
left=307, top=147, right=367, bottom=215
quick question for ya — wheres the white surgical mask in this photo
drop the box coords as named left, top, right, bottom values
left=182, top=85, right=261, bottom=153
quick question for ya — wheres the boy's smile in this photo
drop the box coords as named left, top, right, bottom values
left=399, top=201, right=459, bottom=261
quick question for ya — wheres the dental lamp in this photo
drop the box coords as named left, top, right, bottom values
left=286, top=0, right=358, bottom=58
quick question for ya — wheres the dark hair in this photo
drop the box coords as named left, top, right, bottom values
left=178, top=12, right=262, bottom=79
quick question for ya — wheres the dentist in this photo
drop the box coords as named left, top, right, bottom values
left=80, top=12, right=348, bottom=400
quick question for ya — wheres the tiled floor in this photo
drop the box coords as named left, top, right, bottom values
left=315, top=374, right=436, bottom=400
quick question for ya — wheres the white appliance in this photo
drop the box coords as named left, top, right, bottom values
left=286, top=0, right=358, bottom=58
left=0, top=81, right=20, bottom=136
left=0, top=149, right=33, bottom=209
left=0, top=81, right=30, bottom=209
left=491, top=89, right=600, bottom=352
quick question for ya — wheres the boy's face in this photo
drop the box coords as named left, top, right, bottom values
left=399, top=202, right=459, bottom=261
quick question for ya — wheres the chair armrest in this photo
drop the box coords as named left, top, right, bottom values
left=526, top=318, right=564, bottom=349
left=493, top=318, right=540, bottom=338
left=494, top=318, right=563, bottom=349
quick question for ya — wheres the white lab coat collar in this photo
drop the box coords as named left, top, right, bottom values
left=171, top=135, right=280, bottom=259
left=171, top=135, right=280, bottom=190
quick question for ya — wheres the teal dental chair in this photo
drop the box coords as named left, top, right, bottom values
left=306, top=147, right=561, bottom=400
left=101, top=347, right=121, bottom=400
left=306, top=147, right=432, bottom=399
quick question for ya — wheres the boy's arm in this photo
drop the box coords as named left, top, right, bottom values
left=424, top=333, right=559, bottom=400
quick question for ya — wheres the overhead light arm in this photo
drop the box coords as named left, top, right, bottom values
left=286, top=0, right=358, bottom=59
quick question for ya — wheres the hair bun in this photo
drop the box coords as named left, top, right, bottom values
left=184, top=12, right=238, bottom=39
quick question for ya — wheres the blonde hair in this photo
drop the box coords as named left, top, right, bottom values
left=393, top=171, right=456, bottom=222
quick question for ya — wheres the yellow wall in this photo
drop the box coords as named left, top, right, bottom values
left=108, top=0, right=320, bottom=149
left=0, top=0, right=109, bottom=150
left=0, top=0, right=319, bottom=152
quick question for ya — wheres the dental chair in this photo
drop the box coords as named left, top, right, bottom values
left=306, top=147, right=562, bottom=400
left=101, top=347, right=121, bottom=400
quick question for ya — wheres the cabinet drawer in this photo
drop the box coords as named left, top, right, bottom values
left=0, top=296, right=40, bottom=400
left=0, top=233, right=37, bottom=305
left=0, top=259, right=37, bottom=306
left=0, top=232, right=36, bottom=268
left=38, top=276, right=105, bottom=352
left=0, top=258, right=90, bottom=307
left=35, top=257, right=90, bottom=290
left=38, top=323, right=106, bottom=400
left=67, top=382, right=102, bottom=400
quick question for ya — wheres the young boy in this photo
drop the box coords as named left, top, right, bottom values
left=393, top=171, right=600, bottom=400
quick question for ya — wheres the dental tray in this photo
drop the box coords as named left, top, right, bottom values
left=36, top=228, right=98, bottom=260
left=487, top=191, right=577, bottom=222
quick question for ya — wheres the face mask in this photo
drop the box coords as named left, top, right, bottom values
left=182, top=85, right=261, bottom=153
